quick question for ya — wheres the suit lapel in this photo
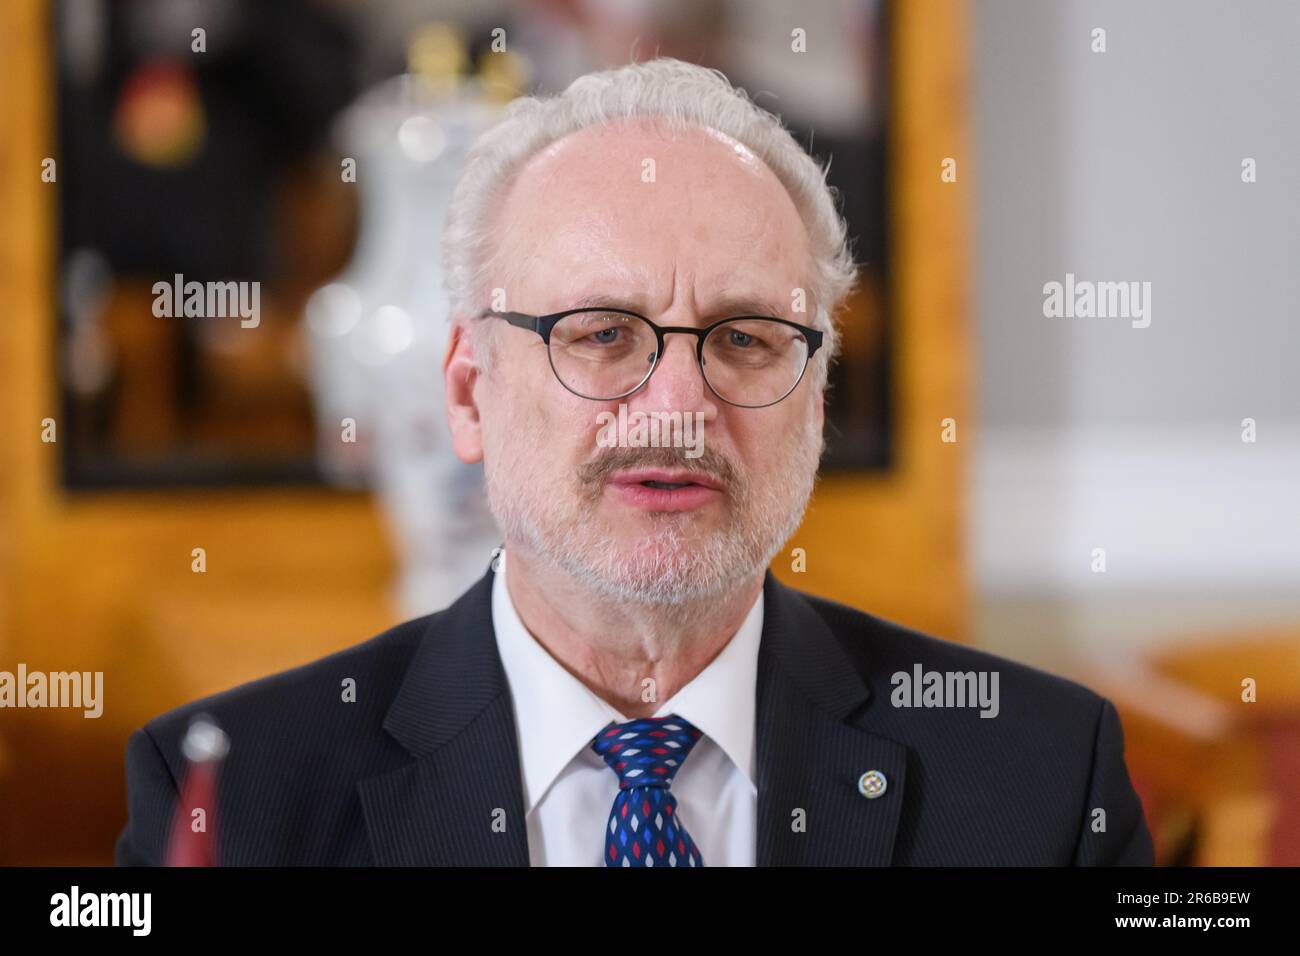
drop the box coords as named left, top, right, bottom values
left=756, top=571, right=909, bottom=865
left=359, top=562, right=909, bottom=866
left=359, top=563, right=530, bottom=865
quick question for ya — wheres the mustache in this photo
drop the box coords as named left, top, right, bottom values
left=577, top=444, right=737, bottom=492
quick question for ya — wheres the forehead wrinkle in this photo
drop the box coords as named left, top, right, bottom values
left=509, top=222, right=806, bottom=322
left=498, top=126, right=812, bottom=319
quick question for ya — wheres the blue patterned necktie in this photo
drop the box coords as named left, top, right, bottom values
left=591, top=715, right=705, bottom=867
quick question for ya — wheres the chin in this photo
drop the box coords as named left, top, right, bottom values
left=591, top=539, right=751, bottom=606
left=588, top=568, right=728, bottom=607
left=613, top=522, right=712, bottom=561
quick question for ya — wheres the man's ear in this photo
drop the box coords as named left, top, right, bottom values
left=804, top=366, right=826, bottom=434
left=444, top=320, right=485, bottom=464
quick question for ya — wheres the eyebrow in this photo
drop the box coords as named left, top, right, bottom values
left=565, top=292, right=790, bottom=321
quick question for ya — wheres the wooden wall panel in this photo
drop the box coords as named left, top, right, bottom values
left=776, top=0, right=971, bottom=643
left=0, top=1, right=397, bottom=864
left=0, top=0, right=971, bottom=863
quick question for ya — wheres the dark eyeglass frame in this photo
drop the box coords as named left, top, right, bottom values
left=476, top=307, right=824, bottom=409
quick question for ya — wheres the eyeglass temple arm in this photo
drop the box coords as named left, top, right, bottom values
left=477, top=310, right=539, bottom=333
left=803, top=325, right=824, bottom=357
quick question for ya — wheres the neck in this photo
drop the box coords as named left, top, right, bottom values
left=502, top=546, right=763, bottom=719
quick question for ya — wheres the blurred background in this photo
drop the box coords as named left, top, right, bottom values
left=0, top=0, right=1295, bottom=865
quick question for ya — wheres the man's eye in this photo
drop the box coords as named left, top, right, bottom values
left=570, top=327, right=623, bottom=347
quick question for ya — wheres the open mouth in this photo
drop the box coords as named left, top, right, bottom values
left=611, top=470, right=723, bottom=491
left=607, top=471, right=723, bottom=512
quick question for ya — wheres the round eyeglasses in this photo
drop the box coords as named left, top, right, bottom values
left=477, top=307, right=824, bottom=408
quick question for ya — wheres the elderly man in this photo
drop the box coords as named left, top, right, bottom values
left=117, top=58, right=1152, bottom=867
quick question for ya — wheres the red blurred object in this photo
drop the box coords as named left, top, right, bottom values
left=112, top=58, right=207, bottom=168
left=164, top=715, right=228, bottom=867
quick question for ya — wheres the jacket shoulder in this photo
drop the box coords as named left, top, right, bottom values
left=139, top=611, right=438, bottom=774
left=789, top=588, right=1151, bottom=864
left=797, top=587, right=1107, bottom=719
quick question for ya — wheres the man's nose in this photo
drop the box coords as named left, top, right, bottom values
left=634, top=332, right=717, bottom=416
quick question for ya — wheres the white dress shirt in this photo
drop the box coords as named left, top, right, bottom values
left=491, top=551, right=763, bottom=866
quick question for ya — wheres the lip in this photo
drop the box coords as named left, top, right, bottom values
left=608, top=469, right=724, bottom=491
left=606, top=469, right=724, bottom=513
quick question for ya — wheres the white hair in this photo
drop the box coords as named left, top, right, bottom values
left=440, top=56, right=860, bottom=388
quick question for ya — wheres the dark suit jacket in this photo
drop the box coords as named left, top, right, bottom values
left=116, top=561, right=1154, bottom=865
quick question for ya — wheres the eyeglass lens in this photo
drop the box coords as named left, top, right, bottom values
left=548, top=309, right=811, bottom=406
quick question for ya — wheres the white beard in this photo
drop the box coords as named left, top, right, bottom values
left=484, top=412, right=825, bottom=607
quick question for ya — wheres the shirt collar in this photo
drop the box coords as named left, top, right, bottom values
left=491, top=550, right=763, bottom=814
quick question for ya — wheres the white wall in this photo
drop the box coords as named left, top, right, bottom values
left=971, top=0, right=1300, bottom=657
left=977, top=1, right=1300, bottom=598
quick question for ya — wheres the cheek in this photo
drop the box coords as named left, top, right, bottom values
left=733, top=407, right=810, bottom=472
left=489, top=346, right=553, bottom=433
left=507, top=387, right=597, bottom=464
left=562, top=400, right=606, bottom=456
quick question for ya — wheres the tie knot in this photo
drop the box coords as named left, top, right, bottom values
left=591, top=714, right=704, bottom=789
